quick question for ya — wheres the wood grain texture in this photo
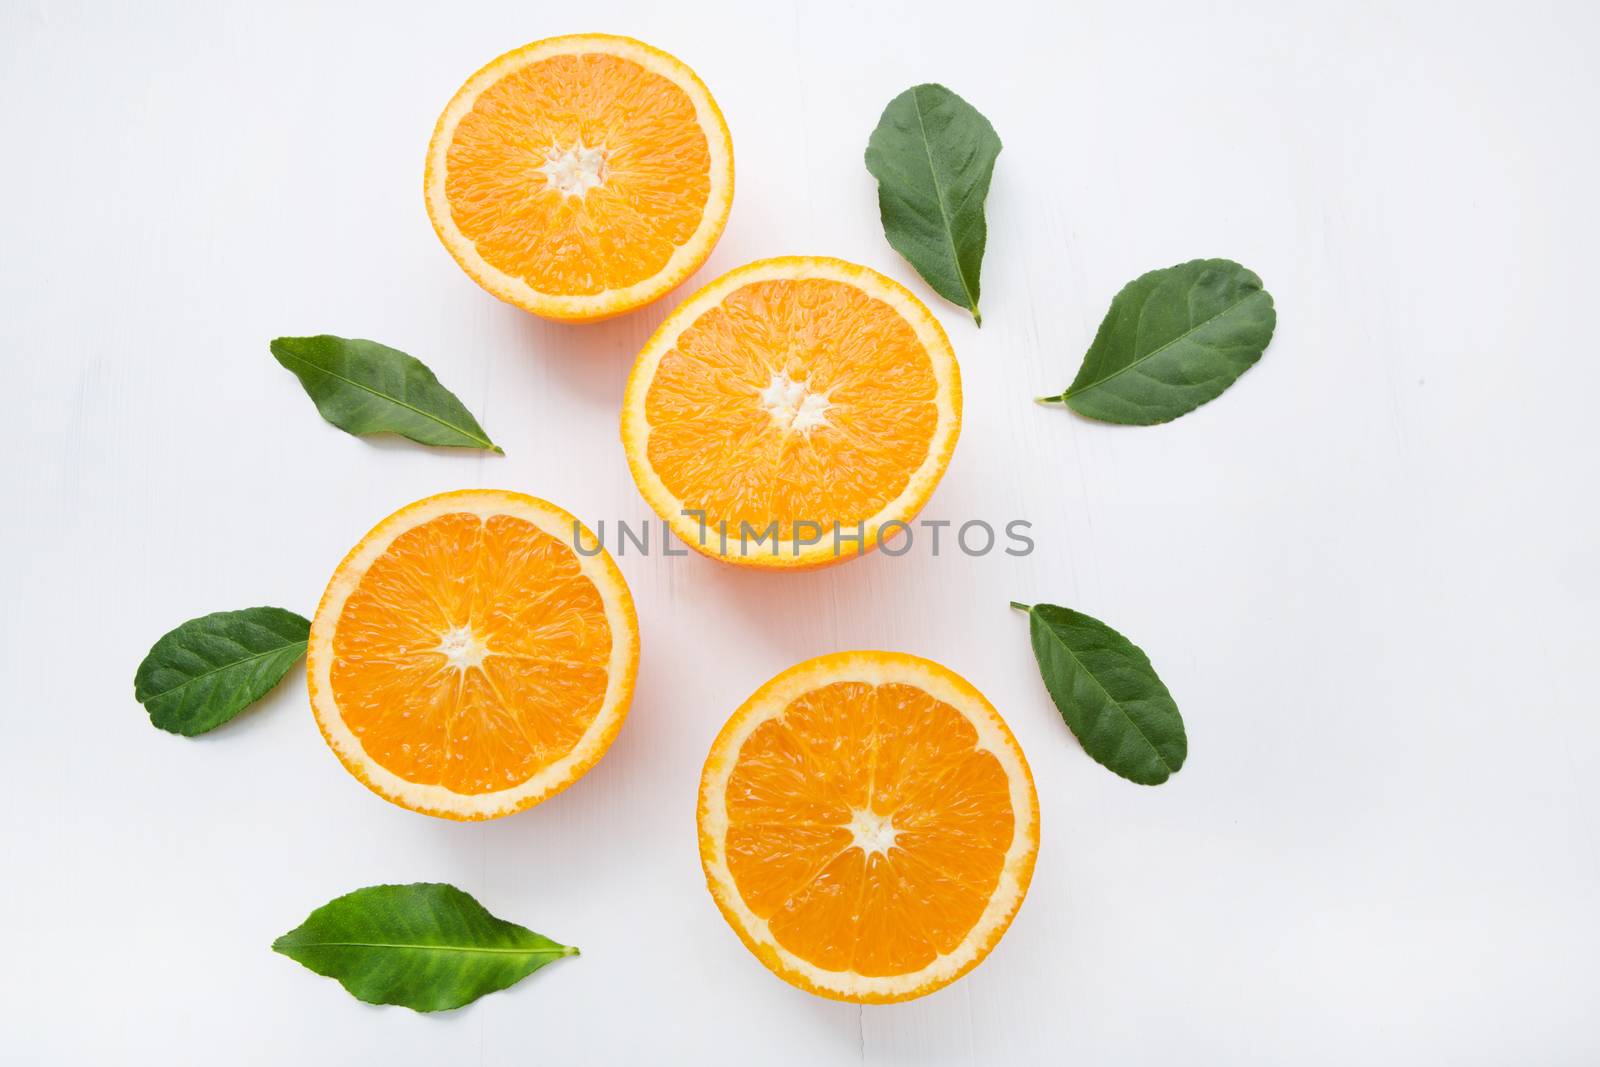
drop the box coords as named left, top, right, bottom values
left=2, top=0, right=1598, bottom=1063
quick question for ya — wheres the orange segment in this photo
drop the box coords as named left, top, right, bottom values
left=623, top=258, right=962, bottom=568
left=307, top=490, right=638, bottom=820
left=426, top=34, right=734, bottom=321
left=698, top=652, right=1038, bottom=1002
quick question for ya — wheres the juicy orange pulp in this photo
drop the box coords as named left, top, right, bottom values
left=330, top=511, right=612, bottom=795
left=644, top=278, right=940, bottom=543
left=444, top=52, right=712, bottom=296
left=723, top=681, right=1015, bottom=977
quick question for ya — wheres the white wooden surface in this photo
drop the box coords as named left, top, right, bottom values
left=4, top=1, right=1598, bottom=1063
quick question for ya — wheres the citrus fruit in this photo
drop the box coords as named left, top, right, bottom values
left=698, top=651, right=1038, bottom=1002
left=307, top=490, right=638, bottom=820
left=424, top=33, right=734, bottom=321
left=622, top=257, right=961, bottom=568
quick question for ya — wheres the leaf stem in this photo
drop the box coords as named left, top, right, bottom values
left=1034, top=394, right=1064, bottom=405
left=1009, top=601, right=1031, bottom=613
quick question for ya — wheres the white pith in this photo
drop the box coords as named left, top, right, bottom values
left=435, top=625, right=489, bottom=671
left=539, top=141, right=608, bottom=197
left=307, top=491, right=638, bottom=820
left=847, top=807, right=897, bottom=856
left=698, top=652, right=1038, bottom=1001
left=623, top=258, right=962, bottom=568
left=758, top=371, right=833, bottom=433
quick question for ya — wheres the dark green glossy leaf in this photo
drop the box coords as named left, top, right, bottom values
left=134, top=607, right=309, bottom=736
left=1042, top=259, right=1275, bottom=424
left=1012, top=602, right=1186, bottom=785
left=273, top=883, right=576, bottom=1013
left=272, top=335, right=502, bottom=452
left=865, top=84, right=1001, bottom=324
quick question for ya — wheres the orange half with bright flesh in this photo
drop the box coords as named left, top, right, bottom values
left=425, top=34, right=734, bottom=321
left=307, top=490, right=638, bottom=819
left=698, top=651, right=1038, bottom=1001
left=622, top=257, right=961, bottom=568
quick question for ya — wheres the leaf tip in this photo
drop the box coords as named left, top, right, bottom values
left=268, top=335, right=311, bottom=361
left=1135, top=766, right=1176, bottom=787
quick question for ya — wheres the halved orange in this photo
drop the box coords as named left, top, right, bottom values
left=698, top=652, right=1038, bottom=1002
left=622, top=257, right=961, bottom=568
left=424, top=33, right=734, bottom=321
left=307, top=490, right=638, bottom=820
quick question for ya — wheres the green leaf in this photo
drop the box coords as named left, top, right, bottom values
left=1011, top=602, right=1187, bottom=785
left=865, top=84, right=1001, bottom=325
left=1041, top=259, right=1276, bottom=424
left=271, top=335, right=502, bottom=452
left=134, top=607, right=309, bottom=736
left=273, top=883, right=577, bottom=1012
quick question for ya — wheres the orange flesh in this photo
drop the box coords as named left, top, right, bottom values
left=329, top=512, right=612, bottom=795
left=645, top=279, right=939, bottom=541
left=444, top=52, right=711, bottom=295
left=723, top=682, right=1015, bottom=977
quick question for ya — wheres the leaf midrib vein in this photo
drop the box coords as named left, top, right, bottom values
left=277, top=349, right=491, bottom=449
left=143, top=641, right=305, bottom=703
left=284, top=940, right=567, bottom=956
left=1066, top=289, right=1263, bottom=399
left=910, top=86, right=977, bottom=314
left=1036, top=618, right=1172, bottom=771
